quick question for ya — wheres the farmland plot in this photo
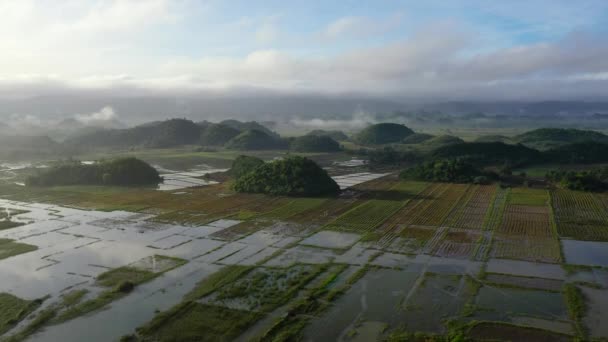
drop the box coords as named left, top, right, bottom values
left=551, top=190, right=608, bottom=241
left=432, top=228, right=481, bottom=259
left=408, top=183, right=470, bottom=227
left=324, top=199, right=404, bottom=233
left=449, top=185, right=496, bottom=230
left=491, top=190, right=561, bottom=263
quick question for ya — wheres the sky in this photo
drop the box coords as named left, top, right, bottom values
left=1, top=0, right=608, bottom=100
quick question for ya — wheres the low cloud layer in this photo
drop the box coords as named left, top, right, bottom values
left=75, top=106, right=118, bottom=126
left=290, top=110, right=377, bottom=130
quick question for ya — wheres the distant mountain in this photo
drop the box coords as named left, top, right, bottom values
left=65, top=119, right=203, bottom=149
left=0, top=135, right=62, bottom=160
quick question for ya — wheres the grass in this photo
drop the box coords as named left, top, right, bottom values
left=138, top=302, right=261, bottom=341
left=185, top=265, right=253, bottom=301
left=0, top=239, right=38, bottom=261
left=324, top=199, right=404, bottom=233
left=508, top=188, right=548, bottom=206
left=0, top=293, right=44, bottom=336
left=0, top=220, right=24, bottom=230
left=258, top=198, right=328, bottom=220
left=96, top=267, right=156, bottom=288
left=563, top=284, right=588, bottom=338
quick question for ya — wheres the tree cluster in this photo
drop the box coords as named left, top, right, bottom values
left=26, top=158, right=162, bottom=187
left=233, top=156, right=340, bottom=196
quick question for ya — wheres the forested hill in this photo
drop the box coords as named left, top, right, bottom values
left=64, top=119, right=279, bottom=150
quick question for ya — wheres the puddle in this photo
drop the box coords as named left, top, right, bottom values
left=300, top=231, right=361, bottom=249
left=486, top=259, right=566, bottom=280
left=581, top=286, right=608, bottom=338
left=473, top=286, right=569, bottom=322
left=561, top=239, right=608, bottom=267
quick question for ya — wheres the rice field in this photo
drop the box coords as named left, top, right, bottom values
left=551, top=189, right=608, bottom=241
left=3, top=175, right=608, bottom=341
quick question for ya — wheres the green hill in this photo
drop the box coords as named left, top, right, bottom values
left=432, top=142, right=541, bottom=166
left=66, top=119, right=203, bottom=149
left=200, top=124, right=241, bottom=146
left=290, top=135, right=341, bottom=152
left=233, top=156, right=339, bottom=196
left=355, top=123, right=414, bottom=145
left=543, top=142, right=608, bottom=164
left=220, top=120, right=279, bottom=138
left=402, top=133, right=434, bottom=144
left=474, top=135, right=514, bottom=144
left=422, top=135, right=464, bottom=148
left=225, top=129, right=287, bottom=150
left=515, top=128, right=608, bottom=149
left=305, top=130, right=349, bottom=141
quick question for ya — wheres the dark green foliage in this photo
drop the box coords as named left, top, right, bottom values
left=233, top=156, right=340, bottom=196
left=432, top=142, right=541, bottom=167
left=423, top=135, right=465, bottom=147
left=219, top=119, right=279, bottom=138
left=546, top=168, right=608, bottom=192
left=230, top=155, right=265, bottom=179
left=306, top=129, right=349, bottom=141
left=474, top=135, right=514, bottom=144
left=563, top=284, right=588, bottom=338
left=200, top=124, right=240, bottom=146
left=289, top=135, right=341, bottom=152
left=355, top=123, right=414, bottom=144
left=402, top=133, right=434, bottom=144
left=225, top=129, right=287, bottom=150
left=25, top=158, right=162, bottom=187
left=400, top=158, right=490, bottom=183
left=367, top=146, right=421, bottom=166
left=516, top=128, right=608, bottom=147
left=543, top=142, right=608, bottom=164
left=65, top=119, right=203, bottom=149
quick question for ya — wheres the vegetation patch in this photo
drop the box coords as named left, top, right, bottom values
left=0, top=293, right=44, bottom=336
left=234, top=156, right=340, bottom=196
left=551, top=189, right=608, bottom=241
left=0, top=239, right=38, bottom=261
left=289, top=135, right=341, bottom=152
left=355, top=123, right=414, bottom=145
left=138, top=302, right=261, bottom=341
left=25, top=158, right=162, bottom=187
left=563, top=283, right=588, bottom=338
left=467, top=322, right=571, bottom=342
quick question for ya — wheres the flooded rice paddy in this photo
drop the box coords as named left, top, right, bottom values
left=0, top=179, right=608, bottom=341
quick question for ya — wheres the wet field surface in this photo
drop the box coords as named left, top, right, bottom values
left=0, top=179, right=607, bottom=341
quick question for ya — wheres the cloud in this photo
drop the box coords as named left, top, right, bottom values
left=290, top=109, right=376, bottom=130
left=75, top=106, right=119, bottom=126
left=321, top=13, right=403, bottom=39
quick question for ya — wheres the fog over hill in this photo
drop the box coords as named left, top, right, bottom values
left=3, top=94, right=608, bottom=136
